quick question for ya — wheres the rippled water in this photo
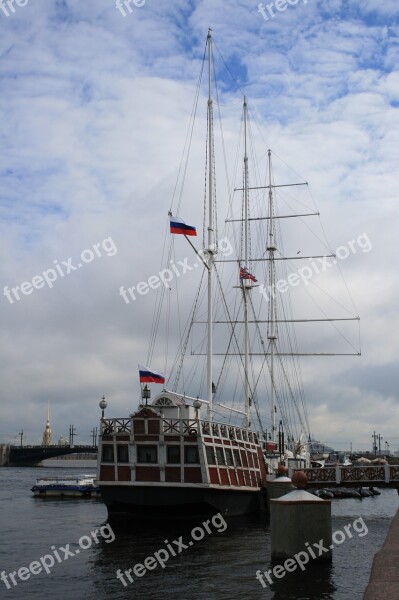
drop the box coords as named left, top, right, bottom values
left=0, top=467, right=397, bottom=599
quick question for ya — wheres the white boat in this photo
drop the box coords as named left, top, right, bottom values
left=323, top=451, right=352, bottom=467
left=31, top=475, right=100, bottom=497
left=96, top=31, right=358, bottom=520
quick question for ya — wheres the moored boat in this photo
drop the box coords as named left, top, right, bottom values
left=97, top=30, right=358, bottom=521
left=31, top=475, right=100, bottom=498
left=98, top=391, right=267, bottom=518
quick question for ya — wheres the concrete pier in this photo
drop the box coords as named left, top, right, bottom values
left=270, top=489, right=332, bottom=561
left=363, top=507, right=399, bottom=599
left=0, top=444, right=10, bottom=466
left=266, top=476, right=294, bottom=511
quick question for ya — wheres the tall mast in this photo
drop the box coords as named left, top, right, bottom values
left=206, top=29, right=216, bottom=421
left=267, top=149, right=277, bottom=441
left=243, top=97, right=250, bottom=428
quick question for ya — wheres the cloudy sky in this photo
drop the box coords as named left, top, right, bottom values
left=1, top=0, right=398, bottom=453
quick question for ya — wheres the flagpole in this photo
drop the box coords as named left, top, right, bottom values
left=184, top=235, right=210, bottom=271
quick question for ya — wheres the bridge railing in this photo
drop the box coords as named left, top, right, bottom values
left=291, top=465, right=399, bottom=486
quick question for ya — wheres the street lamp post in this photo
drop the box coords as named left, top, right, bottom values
left=372, top=431, right=378, bottom=455
left=193, top=398, right=201, bottom=421
left=99, top=395, right=107, bottom=419
left=142, top=385, right=151, bottom=407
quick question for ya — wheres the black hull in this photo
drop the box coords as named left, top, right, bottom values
left=100, top=484, right=266, bottom=520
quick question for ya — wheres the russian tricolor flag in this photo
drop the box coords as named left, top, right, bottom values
left=138, top=364, right=165, bottom=384
left=170, top=215, right=197, bottom=236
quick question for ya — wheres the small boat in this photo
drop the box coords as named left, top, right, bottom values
left=359, top=487, right=373, bottom=497
left=315, top=489, right=334, bottom=499
left=31, top=475, right=100, bottom=498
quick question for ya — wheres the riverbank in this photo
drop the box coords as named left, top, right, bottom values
left=363, top=505, right=399, bottom=599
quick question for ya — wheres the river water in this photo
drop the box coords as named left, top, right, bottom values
left=0, top=465, right=397, bottom=600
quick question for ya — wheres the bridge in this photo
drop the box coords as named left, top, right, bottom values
left=290, top=465, right=399, bottom=492
left=0, top=444, right=98, bottom=467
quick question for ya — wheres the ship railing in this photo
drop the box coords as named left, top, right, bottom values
left=200, top=420, right=259, bottom=444
left=100, top=416, right=260, bottom=444
left=162, top=419, right=199, bottom=435
left=101, top=418, right=132, bottom=434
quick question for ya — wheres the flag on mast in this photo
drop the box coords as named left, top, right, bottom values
left=138, top=365, right=165, bottom=384
left=240, top=267, right=257, bottom=282
left=170, top=215, right=197, bottom=236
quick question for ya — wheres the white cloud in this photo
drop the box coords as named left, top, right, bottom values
left=0, top=0, right=398, bottom=451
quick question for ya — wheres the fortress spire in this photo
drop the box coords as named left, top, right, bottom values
left=42, top=400, right=52, bottom=446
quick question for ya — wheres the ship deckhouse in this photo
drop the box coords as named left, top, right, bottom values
left=97, top=391, right=268, bottom=517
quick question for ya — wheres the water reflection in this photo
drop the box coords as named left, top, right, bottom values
left=92, top=515, right=273, bottom=600
left=269, top=562, right=336, bottom=600
left=2, top=471, right=397, bottom=600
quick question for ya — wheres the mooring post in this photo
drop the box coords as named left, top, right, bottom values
left=270, top=471, right=332, bottom=562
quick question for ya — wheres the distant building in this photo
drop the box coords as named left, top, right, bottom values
left=308, top=438, right=334, bottom=456
left=42, top=402, right=52, bottom=446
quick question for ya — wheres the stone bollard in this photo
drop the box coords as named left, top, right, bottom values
left=266, top=465, right=295, bottom=512
left=270, top=471, right=332, bottom=562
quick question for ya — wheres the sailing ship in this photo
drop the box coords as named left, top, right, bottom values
left=96, top=31, right=359, bottom=519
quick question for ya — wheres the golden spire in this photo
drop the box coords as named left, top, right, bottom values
left=42, top=400, right=52, bottom=446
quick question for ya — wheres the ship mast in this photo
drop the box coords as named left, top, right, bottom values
left=206, top=29, right=216, bottom=421
left=243, top=97, right=250, bottom=428
left=267, top=149, right=278, bottom=442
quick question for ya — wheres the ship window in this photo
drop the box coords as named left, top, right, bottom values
left=102, top=445, right=114, bottom=463
left=216, top=447, right=226, bottom=466
left=225, top=449, right=234, bottom=466
left=167, top=446, right=181, bottom=464
left=185, top=446, right=199, bottom=464
left=117, top=445, right=129, bottom=463
left=154, top=397, right=173, bottom=406
left=137, top=445, right=158, bottom=464
left=233, top=449, right=242, bottom=467
left=206, top=447, right=216, bottom=465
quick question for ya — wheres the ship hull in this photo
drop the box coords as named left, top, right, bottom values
left=100, top=484, right=266, bottom=520
left=32, top=487, right=99, bottom=498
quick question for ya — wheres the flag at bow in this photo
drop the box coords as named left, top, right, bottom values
left=240, top=267, right=257, bottom=282
left=138, top=365, right=165, bottom=384
left=170, top=215, right=197, bottom=236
